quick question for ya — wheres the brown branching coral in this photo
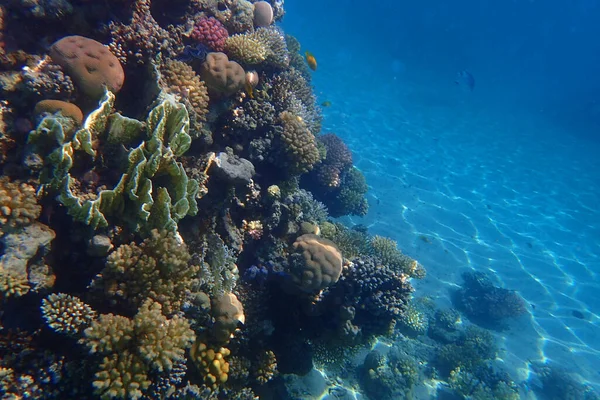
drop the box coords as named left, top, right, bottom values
left=159, top=59, right=210, bottom=134
left=277, top=111, right=321, bottom=175
left=95, top=229, right=199, bottom=315
left=0, top=177, right=42, bottom=236
left=225, top=34, right=268, bottom=65
left=108, top=0, right=183, bottom=64
left=370, top=235, right=426, bottom=279
left=83, top=299, right=195, bottom=399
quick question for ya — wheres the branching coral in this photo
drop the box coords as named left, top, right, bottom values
left=41, top=293, right=97, bottom=335
left=370, top=235, right=426, bottom=278
left=453, top=271, right=528, bottom=327
left=96, top=229, right=198, bottom=314
left=225, top=34, right=268, bottom=65
left=271, top=68, right=321, bottom=134
left=276, top=111, right=321, bottom=175
left=0, top=177, right=41, bottom=235
left=159, top=59, right=210, bottom=135
left=83, top=299, right=195, bottom=399
left=108, top=0, right=183, bottom=64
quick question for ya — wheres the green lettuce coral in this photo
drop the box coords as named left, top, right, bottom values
left=28, top=90, right=199, bottom=233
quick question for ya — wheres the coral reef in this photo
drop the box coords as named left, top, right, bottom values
left=200, top=52, right=246, bottom=97
left=453, top=271, right=528, bottom=327
left=0, top=177, right=41, bottom=236
left=288, top=233, right=343, bottom=292
left=94, top=229, right=198, bottom=314
left=49, top=36, right=124, bottom=99
left=191, top=17, right=229, bottom=52
left=41, top=293, right=97, bottom=335
left=370, top=235, right=427, bottom=278
left=276, top=111, right=321, bottom=175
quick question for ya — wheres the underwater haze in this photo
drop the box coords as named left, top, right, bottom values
left=1, top=0, right=600, bottom=398
left=286, top=0, right=600, bottom=396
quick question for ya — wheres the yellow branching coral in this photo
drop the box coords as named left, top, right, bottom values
left=225, top=34, right=267, bottom=65
left=0, top=177, right=41, bottom=236
left=134, top=299, right=195, bottom=372
left=159, top=59, right=209, bottom=132
left=98, top=229, right=199, bottom=314
left=93, top=351, right=151, bottom=400
left=278, top=111, right=321, bottom=175
left=83, top=299, right=195, bottom=399
left=41, top=293, right=97, bottom=335
left=0, top=268, right=30, bottom=299
left=255, top=350, right=278, bottom=384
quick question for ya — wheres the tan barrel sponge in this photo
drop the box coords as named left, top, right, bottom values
left=200, top=52, right=245, bottom=97
left=49, top=35, right=125, bottom=99
left=291, top=234, right=343, bottom=292
left=34, top=99, right=84, bottom=125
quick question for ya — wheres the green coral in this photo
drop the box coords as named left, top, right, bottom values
left=96, top=229, right=199, bottom=314
left=225, top=34, right=268, bottom=64
left=41, top=293, right=97, bottom=335
left=83, top=299, right=195, bottom=399
left=29, top=91, right=199, bottom=233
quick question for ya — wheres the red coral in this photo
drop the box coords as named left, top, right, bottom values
left=191, top=17, right=229, bottom=52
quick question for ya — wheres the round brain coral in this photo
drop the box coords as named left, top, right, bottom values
left=290, top=233, right=343, bottom=292
left=200, top=52, right=246, bottom=97
left=49, top=36, right=124, bottom=99
left=191, top=17, right=229, bottom=52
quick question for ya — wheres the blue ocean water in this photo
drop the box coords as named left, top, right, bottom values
left=285, top=0, right=600, bottom=393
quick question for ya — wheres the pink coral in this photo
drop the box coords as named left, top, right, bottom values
left=191, top=17, right=229, bottom=52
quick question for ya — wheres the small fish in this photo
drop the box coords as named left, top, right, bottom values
left=455, top=70, right=475, bottom=91
left=305, top=51, right=317, bottom=71
left=245, top=81, right=254, bottom=99
left=321, top=101, right=331, bottom=107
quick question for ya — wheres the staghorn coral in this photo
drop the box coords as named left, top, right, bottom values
left=108, top=0, right=183, bottom=64
left=370, top=235, right=426, bottom=278
left=225, top=34, right=268, bottom=65
left=159, top=58, right=210, bottom=134
left=288, top=233, right=343, bottom=292
left=0, top=177, right=41, bottom=235
left=41, top=293, right=97, bottom=335
left=49, top=36, right=124, bottom=99
left=83, top=299, right=195, bottom=399
left=191, top=17, right=229, bottom=52
left=96, top=229, right=199, bottom=314
left=276, top=111, right=321, bottom=175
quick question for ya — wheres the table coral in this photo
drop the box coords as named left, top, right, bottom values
left=96, top=229, right=198, bottom=314
left=49, top=36, right=124, bottom=99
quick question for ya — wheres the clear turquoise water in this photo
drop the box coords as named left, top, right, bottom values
left=285, top=0, right=600, bottom=391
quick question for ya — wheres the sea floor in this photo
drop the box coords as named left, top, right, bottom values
left=312, top=56, right=600, bottom=394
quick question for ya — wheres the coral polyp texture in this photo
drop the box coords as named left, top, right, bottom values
left=0, top=1, right=525, bottom=399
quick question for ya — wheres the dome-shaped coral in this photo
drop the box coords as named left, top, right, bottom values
left=289, top=233, right=343, bottom=292
left=191, top=17, right=229, bottom=52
